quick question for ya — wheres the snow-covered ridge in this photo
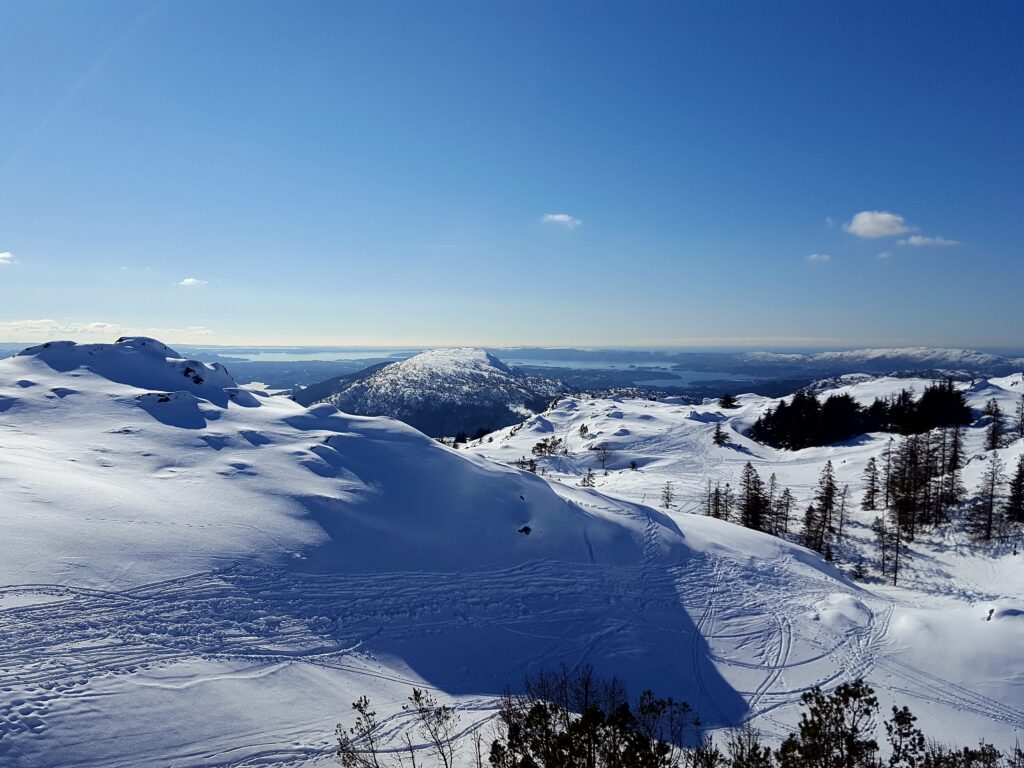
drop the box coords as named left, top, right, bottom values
left=16, top=336, right=238, bottom=395
left=743, top=346, right=1024, bottom=370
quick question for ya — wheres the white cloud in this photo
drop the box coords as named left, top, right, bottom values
left=877, top=251, right=892, bottom=259
left=0, top=319, right=215, bottom=342
left=139, top=325, right=214, bottom=337
left=177, top=277, right=208, bottom=287
left=898, top=234, right=960, bottom=247
left=824, top=217, right=835, bottom=228
left=0, top=319, right=124, bottom=338
left=844, top=211, right=912, bottom=239
left=806, top=253, right=832, bottom=263
left=541, top=213, right=582, bottom=230
left=0, top=251, right=16, bottom=265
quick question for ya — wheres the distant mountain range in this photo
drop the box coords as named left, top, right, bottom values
left=492, top=346, right=1024, bottom=377
left=289, top=346, right=1024, bottom=437
left=737, top=347, right=1024, bottom=373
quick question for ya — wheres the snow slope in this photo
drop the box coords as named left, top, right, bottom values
left=298, top=347, right=563, bottom=437
left=2, top=340, right=1022, bottom=766
left=469, top=375, right=1024, bottom=748
left=0, top=339, right=790, bottom=765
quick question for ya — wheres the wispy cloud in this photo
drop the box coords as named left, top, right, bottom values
left=877, top=251, right=892, bottom=259
left=0, top=319, right=215, bottom=342
left=844, top=211, right=912, bottom=239
left=151, top=325, right=214, bottom=337
left=542, top=213, right=582, bottom=230
left=806, top=253, right=832, bottom=263
left=898, top=234, right=960, bottom=247
left=0, top=320, right=123, bottom=336
left=0, top=251, right=16, bottom=265
left=177, top=277, right=208, bottom=287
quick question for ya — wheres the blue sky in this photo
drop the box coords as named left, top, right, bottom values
left=1, top=1, right=1021, bottom=348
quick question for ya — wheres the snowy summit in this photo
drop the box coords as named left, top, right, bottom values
left=299, top=347, right=563, bottom=437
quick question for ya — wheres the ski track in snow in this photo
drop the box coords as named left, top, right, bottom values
left=4, top=553, right=1024, bottom=762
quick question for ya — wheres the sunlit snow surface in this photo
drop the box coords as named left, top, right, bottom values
left=0, top=339, right=1022, bottom=766
left=469, top=373, right=1024, bottom=749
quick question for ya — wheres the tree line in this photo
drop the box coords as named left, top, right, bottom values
left=335, top=666, right=1023, bottom=768
left=699, top=429, right=1023, bottom=586
left=699, top=465, right=798, bottom=541
left=749, top=381, right=973, bottom=450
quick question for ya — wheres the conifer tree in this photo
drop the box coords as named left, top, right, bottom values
left=739, top=462, right=768, bottom=532
left=852, top=556, right=867, bottom=581
left=882, top=437, right=895, bottom=509
left=836, top=484, right=850, bottom=542
left=718, top=393, right=739, bottom=409
left=712, top=422, right=728, bottom=446
left=776, top=680, right=880, bottom=768
left=984, top=398, right=1005, bottom=451
left=722, top=482, right=734, bottom=520
left=888, top=505, right=905, bottom=586
left=890, top=435, right=924, bottom=541
left=1016, top=393, right=1024, bottom=441
left=885, top=705, right=926, bottom=768
left=661, top=481, right=674, bottom=509
left=942, top=425, right=967, bottom=511
left=812, top=460, right=838, bottom=546
left=775, top=488, right=795, bottom=537
left=871, top=516, right=890, bottom=579
left=765, top=472, right=779, bottom=535
left=710, top=482, right=725, bottom=519
left=947, top=424, right=965, bottom=473
left=974, top=452, right=1006, bottom=541
left=1003, top=454, right=1024, bottom=526
left=801, top=504, right=823, bottom=553
left=861, top=457, right=879, bottom=511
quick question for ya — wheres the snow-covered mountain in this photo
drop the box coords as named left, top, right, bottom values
left=2, top=338, right=1023, bottom=767
left=296, top=347, right=564, bottom=437
left=741, top=347, right=1024, bottom=374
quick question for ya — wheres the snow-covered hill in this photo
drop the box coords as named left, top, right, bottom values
left=297, top=347, right=564, bottom=437
left=469, top=374, right=1024, bottom=748
left=2, top=339, right=1022, bottom=767
left=741, top=347, right=1024, bottom=375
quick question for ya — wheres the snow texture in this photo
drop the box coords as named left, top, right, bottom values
left=1, top=340, right=1022, bottom=766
